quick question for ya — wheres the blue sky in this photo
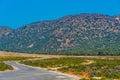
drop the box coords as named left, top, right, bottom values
left=0, top=0, right=120, bottom=28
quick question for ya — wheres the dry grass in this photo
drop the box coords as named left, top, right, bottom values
left=0, top=51, right=64, bottom=58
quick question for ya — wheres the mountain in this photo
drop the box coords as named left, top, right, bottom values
left=0, top=26, right=12, bottom=38
left=0, top=14, right=120, bottom=55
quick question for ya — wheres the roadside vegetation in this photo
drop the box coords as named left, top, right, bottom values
left=0, top=61, right=13, bottom=71
left=0, top=56, right=38, bottom=71
left=20, top=57, right=120, bottom=80
left=0, top=56, right=36, bottom=61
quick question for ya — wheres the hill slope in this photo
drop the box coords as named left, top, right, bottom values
left=0, top=14, right=120, bottom=55
left=0, top=26, right=12, bottom=38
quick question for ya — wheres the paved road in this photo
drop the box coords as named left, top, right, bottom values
left=0, top=62, right=78, bottom=80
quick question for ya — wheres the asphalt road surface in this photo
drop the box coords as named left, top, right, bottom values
left=0, top=62, right=78, bottom=80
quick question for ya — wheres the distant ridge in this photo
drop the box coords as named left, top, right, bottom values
left=0, top=13, right=120, bottom=55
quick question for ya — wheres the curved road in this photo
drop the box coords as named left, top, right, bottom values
left=0, top=62, right=78, bottom=80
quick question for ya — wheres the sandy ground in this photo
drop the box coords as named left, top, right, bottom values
left=1, top=51, right=119, bottom=58
left=0, top=51, right=64, bottom=58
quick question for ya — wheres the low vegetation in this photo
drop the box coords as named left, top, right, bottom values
left=0, top=56, right=35, bottom=61
left=0, top=61, right=13, bottom=71
left=20, top=57, right=120, bottom=80
left=0, top=56, right=37, bottom=71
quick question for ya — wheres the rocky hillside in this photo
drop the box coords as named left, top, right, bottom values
left=0, top=26, right=12, bottom=38
left=0, top=14, right=120, bottom=55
